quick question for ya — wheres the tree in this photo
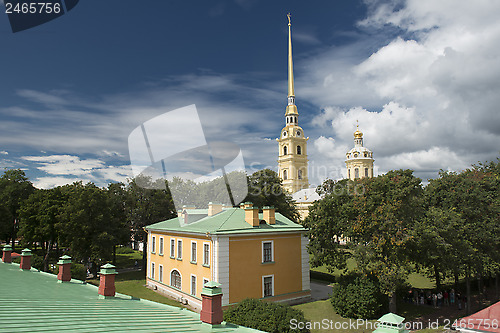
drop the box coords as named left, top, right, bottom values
left=223, top=298, right=309, bottom=333
left=305, top=170, right=424, bottom=313
left=126, top=175, right=176, bottom=272
left=245, top=169, right=299, bottom=222
left=0, top=169, right=35, bottom=250
left=18, top=187, right=65, bottom=271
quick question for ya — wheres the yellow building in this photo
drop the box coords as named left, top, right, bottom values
left=345, top=123, right=374, bottom=180
left=145, top=202, right=311, bottom=311
left=277, top=14, right=309, bottom=194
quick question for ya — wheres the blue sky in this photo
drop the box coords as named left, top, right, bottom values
left=1, top=0, right=499, bottom=189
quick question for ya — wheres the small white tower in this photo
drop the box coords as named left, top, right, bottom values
left=345, top=122, right=374, bottom=180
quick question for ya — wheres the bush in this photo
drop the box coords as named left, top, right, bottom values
left=224, top=298, right=309, bottom=333
left=330, top=273, right=386, bottom=319
left=71, top=263, right=87, bottom=281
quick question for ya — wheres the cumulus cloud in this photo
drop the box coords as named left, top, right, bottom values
left=303, top=0, right=500, bottom=182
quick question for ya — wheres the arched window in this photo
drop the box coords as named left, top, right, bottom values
left=364, top=152, right=367, bottom=157
left=365, top=168, right=369, bottom=178
left=283, top=170, right=287, bottom=180
left=294, top=116, right=297, bottom=123
left=283, top=146, right=288, bottom=155
left=171, top=270, right=181, bottom=289
left=354, top=168, right=359, bottom=179
left=298, top=170, right=302, bottom=179
left=348, top=169, right=351, bottom=179
left=297, top=145, right=301, bottom=155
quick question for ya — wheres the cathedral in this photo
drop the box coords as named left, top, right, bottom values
left=278, top=15, right=374, bottom=219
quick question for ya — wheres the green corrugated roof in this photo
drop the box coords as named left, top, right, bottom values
left=146, top=208, right=306, bottom=235
left=0, top=262, right=263, bottom=332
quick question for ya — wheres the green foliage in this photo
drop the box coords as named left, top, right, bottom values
left=245, top=169, right=299, bottom=222
left=71, top=263, right=87, bottom=281
left=330, top=274, right=386, bottom=319
left=30, top=253, right=44, bottom=271
left=224, top=298, right=309, bottom=333
left=116, top=246, right=135, bottom=254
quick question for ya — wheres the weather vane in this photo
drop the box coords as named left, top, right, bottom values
left=287, top=13, right=291, bottom=25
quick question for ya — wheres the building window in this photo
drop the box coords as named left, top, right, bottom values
left=263, top=275, right=274, bottom=297
left=151, top=236, right=156, bottom=253
left=177, top=240, right=182, bottom=260
left=203, top=243, right=210, bottom=266
left=151, top=262, right=155, bottom=279
left=159, top=237, right=164, bottom=255
left=283, top=169, right=287, bottom=180
left=262, top=241, right=274, bottom=263
left=170, top=238, right=175, bottom=258
left=348, top=169, right=351, bottom=179
left=354, top=168, right=359, bottom=179
left=283, top=146, right=287, bottom=155
left=170, top=270, right=181, bottom=289
left=364, top=152, right=367, bottom=157
left=297, top=145, right=301, bottom=155
left=191, top=241, right=197, bottom=263
left=294, top=116, right=297, bottom=123
left=159, top=265, right=163, bottom=282
left=365, top=168, right=369, bottom=178
left=191, top=275, right=196, bottom=296
left=298, top=169, right=302, bottom=180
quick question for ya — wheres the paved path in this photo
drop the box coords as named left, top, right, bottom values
left=310, top=280, right=333, bottom=301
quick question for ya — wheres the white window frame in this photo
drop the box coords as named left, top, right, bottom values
left=159, top=237, right=164, bottom=255
left=203, top=242, right=210, bottom=267
left=191, top=274, right=197, bottom=296
left=170, top=238, right=175, bottom=258
left=151, top=236, right=156, bottom=254
left=177, top=239, right=183, bottom=260
left=170, top=269, right=182, bottom=290
left=151, top=262, right=155, bottom=279
left=159, top=264, right=163, bottom=283
left=262, top=274, right=274, bottom=298
left=191, top=241, right=197, bottom=263
left=261, top=240, right=274, bottom=263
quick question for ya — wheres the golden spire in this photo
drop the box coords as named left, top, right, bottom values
left=287, top=13, right=294, bottom=98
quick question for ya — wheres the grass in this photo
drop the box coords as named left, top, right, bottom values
left=88, top=270, right=185, bottom=308
left=114, top=250, right=143, bottom=269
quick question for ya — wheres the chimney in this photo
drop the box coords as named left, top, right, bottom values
left=242, top=202, right=253, bottom=209
left=20, top=248, right=32, bottom=270
left=263, top=206, right=276, bottom=225
left=244, top=205, right=259, bottom=227
left=208, top=202, right=223, bottom=216
left=200, top=281, right=223, bottom=326
left=98, top=263, right=117, bottom=298
left=57, top=255, right=72, bottom=282
left=2, top=244, right=12, bottom=263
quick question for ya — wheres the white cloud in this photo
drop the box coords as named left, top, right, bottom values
left=302, top=0, right=500, bottom=182
left=0, top=151, right=8, bottom=155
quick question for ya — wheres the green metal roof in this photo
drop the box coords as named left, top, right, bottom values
left=377, top=313, right=405, bottom=324
left=146, top=208, right=306, bottom=235
left=0, top=262, right=263, bottom=332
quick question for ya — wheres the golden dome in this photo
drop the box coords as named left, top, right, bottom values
left=354, top=122, right=363, bottom=138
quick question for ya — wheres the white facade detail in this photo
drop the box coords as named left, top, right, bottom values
left=212, top=235, right=230, bottom=305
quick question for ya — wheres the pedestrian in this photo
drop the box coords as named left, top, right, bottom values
left=420, top=293, right=424, bottom=305
left=437, top=291, right=443, bottom=307
left=457, top=292, right=462, bottom=310
left=450, top=289, right=455, bottom=306
left=444, top=290, right=449, bottom=306
left=432, top=293, right=437, bottom=307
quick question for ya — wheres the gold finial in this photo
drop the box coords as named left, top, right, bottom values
left=354, top=120, right=363, bottom=138
left=287, top=13, right=291, bottom=26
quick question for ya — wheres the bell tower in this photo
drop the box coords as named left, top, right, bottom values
left=277, top=13, right=309, bottom=193
left=345, top=122, right=374, bottom=180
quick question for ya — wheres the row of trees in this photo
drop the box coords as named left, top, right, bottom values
left=304, top=159, right=500, bottom=315
left=0, top=168, right=298, bottom=275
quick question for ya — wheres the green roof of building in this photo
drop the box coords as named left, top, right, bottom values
left=0, top=262, right=263, bottom=332
left=146, top=208, right=306, bottom=235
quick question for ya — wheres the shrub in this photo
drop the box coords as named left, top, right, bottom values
left=223, top=298, right=309, bottom=333
left=71, top=263, right=87, bottom=281
left=330, top=273, right=386, bottom=319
